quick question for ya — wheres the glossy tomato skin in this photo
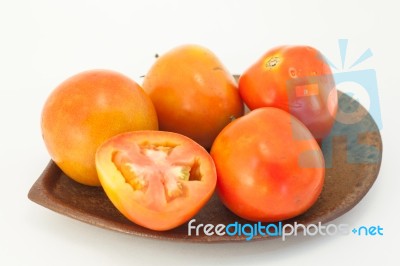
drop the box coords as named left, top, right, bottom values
left=210, top=107, right=325, bottom=222
left=238, top=45, right=338, bottom=141
left=142, top=44, right=244, bottom=149
left=41, top=70, right=158, bottom=186
left=95, top=131, right=217, bottom=231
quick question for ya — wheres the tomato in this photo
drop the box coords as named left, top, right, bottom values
left=41, top=70, right=158, bottom=186
left=142, top=44, right=244, bottom=149
left=95, top=130, right=217, bottom=231
left=210, top=107, right=325, bottom=222
left=238, top=45, right=338, bottom=141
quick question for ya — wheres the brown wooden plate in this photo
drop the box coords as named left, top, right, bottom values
left=28, top=92, right=382, bottom=242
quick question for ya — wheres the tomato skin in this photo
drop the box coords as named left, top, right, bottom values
left=210, top=107, right=325, bottom=222
left=143, top=44, right=244, bottom=149
left=95, top=130, right=217, bottom=231
left=41, top=70, right=158, bottom=186
left=238, top=45, right=338, bottom=140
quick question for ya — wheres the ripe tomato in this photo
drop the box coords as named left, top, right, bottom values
left=210, top=107, right=325, bottom=222
left=238, top=45, right=338, bottom=141
left=142, top=44, right=244, bottom=149
left=41, top=70, right=158, bottom=186
left=95, top=131, right=217, bottom=231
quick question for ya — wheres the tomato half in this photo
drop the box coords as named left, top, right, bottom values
left=95, top=131, right=217, bottom=231
left=210, top=107, right=325, bottom=222
left=238, top=45, right=338, bottom=141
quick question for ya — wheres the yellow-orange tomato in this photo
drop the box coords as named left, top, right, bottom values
left=142, top=44, right=244, bottom=149
left=41, top=70, right=158, bottom=186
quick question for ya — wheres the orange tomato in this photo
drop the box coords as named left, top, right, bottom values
left=142, top=44, right=244, bottom=149
left=41, top=70, right=158, bottom=186
left=211, top=107, right=325, bottom=222
left=239, top=45, right=338, bottom=141
left=95, top=131, right=217, bottom=231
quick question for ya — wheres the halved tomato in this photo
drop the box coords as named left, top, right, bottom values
left=95, top=131, right=217, bottom=231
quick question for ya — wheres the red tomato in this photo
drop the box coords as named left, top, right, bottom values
left=210, top=107, right=325, bottom=222
left=95, top=131, right=217, bottom=231
left=238, top=45, right=338, bottom=141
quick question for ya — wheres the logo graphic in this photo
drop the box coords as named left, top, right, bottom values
left=351, top=225, right=384, bottom=236
left=321, top=39, right=382, bottom=166
left=325, top=39, right=382, bottom=129
left=187, top=219, right=384, bottom=241
left=284, top=39, right=382, bottom=166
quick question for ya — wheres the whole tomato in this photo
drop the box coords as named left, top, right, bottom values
left=41, top=70, right=158, bottom=186
left=142, top=44, right=244, bottom=149
left=96, top=130, right=217, bottom=231
left=238, top=45, right=338, bottom=141
left=210, top=107, right=325, bottom=222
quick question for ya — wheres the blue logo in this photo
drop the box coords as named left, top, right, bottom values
left=187, top=219, right=384, bottom=241
left=351, top=225, right=384, bottom=236
left=325, top=39, right=382, bottom=130
left=321, top=39, right=382, bottom=166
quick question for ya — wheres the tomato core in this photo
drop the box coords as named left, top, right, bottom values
left=112, top=144, right=202, bottom=211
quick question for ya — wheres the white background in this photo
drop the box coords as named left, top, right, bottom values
left=1, top=0, right=399, bottom=265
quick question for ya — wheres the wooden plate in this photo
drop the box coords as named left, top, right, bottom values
left=28, top=92, right=382, bottom=242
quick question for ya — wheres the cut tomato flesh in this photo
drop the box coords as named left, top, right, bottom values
left=112, top=143, right=202, bottom=211
left=95, top=130, right=217, bottom=231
